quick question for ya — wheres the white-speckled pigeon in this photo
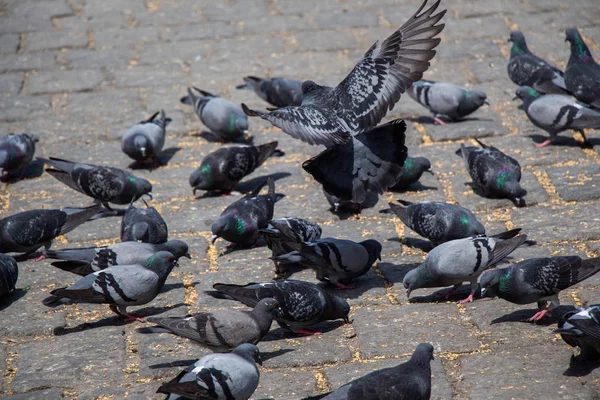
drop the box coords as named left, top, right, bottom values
left=120, top=200, right=168, bottom=244
left=0, top=253, right=18, bottom=299
left=0, top=133, right=38, bottom=182
left=564, top=28, right=600, bottom=110
left=121, top=110, right=171, bottom=167
left=390, top=156, right=433, bottom=190
left=237, top=76, right=303, bottom=107
left=556, top=305, right=600, bottom=359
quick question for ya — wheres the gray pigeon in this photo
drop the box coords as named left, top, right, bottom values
left=180, top=87, right=248, bottom=142
left=189, top=141, right=279, bottom=195
left=236, top=76, right=303, bottom=107
left=564, top=28, right=600, bottom=109
left=390, top=156, right=433, bottom=190
left=121, top=110, right=171, bottom=167
left=481, top=256, right=600, bottom=322
left=302, top=343, right=434, bottom=400
left=408, top=80, right=488, bottom=124
left=43, top=239, right=190, bottom=276
left=242, top=0, right=446, bottom=147
left=457, top=139, right=527, bottom=207
left=139, top=298, right=280, bottom=351
left=514, top=86, right=600, bottom=147
left=0, top=253, right=18, bottom=299
left=0, top=205, right=102, bottom=260
left=38, top=157, right=152, bottom=210
left=43, top=251, right=178, bottom=321
left=379, top=200, right=485, bottom=246
left=507, top=31, right=570, bottom=95
left=120, top=200, right=168, bottom=244
left=211, top=280, right=350, bottom=335
left=402, top=233, right=528, bottom=303
left=555, top=305, right=600, bottom=359
left=0, top=133, right=38, bottom=182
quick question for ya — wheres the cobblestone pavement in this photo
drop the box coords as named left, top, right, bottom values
left=1, top=0, right=600, bottom=399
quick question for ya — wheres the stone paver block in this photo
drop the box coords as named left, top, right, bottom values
left=162, top=22, right=238, bottom=41
left=26, top=29, right=88, bottom=51
left=114, top=63, right=186, bottom=88
left=28, top=69, right=104, bottom=95
left=95, top=26, right=160, bottom=48
left=425, top=109, right=510, bottom=142
left=547, top=164, right=600, bottom=202
left=0, top=95, right=51, bottom=122
left=0, top=33, right=20, bottom=53
left=0, top=72, right=24, bottom=95
left=66, top=47, right=134, bottom=69
left=254, top=369, right=317, bottom=400
left=295, top=30, right=358, bottom=52
left=3, top=389, right=64, bottom=400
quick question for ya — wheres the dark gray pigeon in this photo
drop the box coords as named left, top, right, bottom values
left=481, top=256, right=600, bottom=322
left=0, top=253, right=18, bottom=299
left=507, top=31, right=570, bottom=95
left=139, top=298, right=279, bottom=351
left=43, top=239, right=190, bottom=276
left=323, top=190, right=373, bottom=215
left=0, top=205, right=102, bottom=260
left=0, top=133, right=38, bottom=182
left=380, top=200, right=485, bottom=246
left=211, top=280, right=350, bottom=335
left=38, top=157, right=152, bottom=210
left=514, top=86, right=600, bottom=148
left=121, top=110, right=171, bottom=167
left=120, top=200, right=168, bottom=244
left=564, top=28, right=600, bottom=109
left=408, top=80, right=488, bottom=124
left=390, top=156, right=433, bottom=190
left=157, top=343, right=262, bottom=400
left=181, top=87, right=248, bottom=142
left=555, top=305, right=600, bottom=359
left=457, top=139, right=527, bottom=207
left=211, top=178, right=284, bottom=247
left=43, top=251, right=178, bottom=321
left=236, top=76, right=303, bottom=107
left=302, top=343, right=434, bottom=400
left=189, top=141, right=279, bottom=195
left=403, top=233, right=527, bottom=303
left=242, top=0, right=446, bottom=147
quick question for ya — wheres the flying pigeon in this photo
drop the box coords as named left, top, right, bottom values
left=120, top=199, right=168, bottom=244
left=189, top=141, right=280, bottom=195
left=457, top=139, right=527, bottom=207
left=211, top=279, right=350, bottom=335
left=555, top=305, right=600, bottom=359
left=506, top=30, right=570, bottom=95
left=380, top=200, right=485, bottom=246
left=236, top=76, right=303, bottom=107
left=302, top=343, right=434, bottom=400
left=0, top=253, right=18, bottom=299
left=211, top=178, right=284, bottom=247
left=390, top=156, right=433, bottom=190
left=480, top=256, right=600, bottom=322
left=181, top=87, right=248, bottom=142
left=514, top=86, right=600, bottom=148
left=408, top=80, right=488, bottom=124
left=121, top=110, right=171, bottom=167
left=43, top=239, right=190, bottom=276
left=43, top=251, right=178, bottom=322
left=157, top=343, right=262, bottom=400
left=0, top=133, right=38, bottom=182
left=564, top=28, right=600, bottom=109
left=242, top=0, right=446, bottom=147
left=403, top=233, right=528, bottom=303
left=138, top=298, right=280, bottom=350
left=0, top=205, right=102, bottom=260
left=38, top=157, right=152, bottom=210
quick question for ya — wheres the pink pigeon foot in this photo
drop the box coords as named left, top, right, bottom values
left=125, top=314, right=145, bottom=322
left=433, top=117, right=447, bottom=125
left=458, top=293, right=474, bottom=304
left=296, top=329, right=322, bottom=336
left=333, top=282, right=355, bottom=290
left=527, top=309, right=550, bottom=322
left=30, top=254, right=46, bottom=262
left=533, top=139, right=552, bottom=148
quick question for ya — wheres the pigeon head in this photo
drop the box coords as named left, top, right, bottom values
left=211, top=214, right=249, bottom=244
left=254, top=297, right=280, bottom=315
left=233, top=343, right=262, bottom=366
left=189, top=164, right=214, bottom=194
left=162, top=240, right=191, bottom=260
left=403, top=263, right=435, bottom=297
left=503, top=180, right=527, bottom=208
left=301, top=80, right=321, bottom=95
left=323, top=292, right=351, bottom=324
left=565, top=27, right=593, bottom=61
left=228, top=114, right=248, bottom=133
left=412, top=342, right=435, bottom=363
left=479, top=268, right=506, bottom=298
left=143, top=251, right=178, bottom=277
left=459, top=90, right=488, bottom=115
left=508, top=31, right=528, bottom=55
left=360, top=239, right=382, bottom=264
left=514, top=86, right=541, bottom=104
left=414, top=157, right=433, bottom=174
left=123, top=133, right=152, bottom=160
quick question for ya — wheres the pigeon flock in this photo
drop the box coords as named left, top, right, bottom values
left=1, top=0, right=600, bottom=399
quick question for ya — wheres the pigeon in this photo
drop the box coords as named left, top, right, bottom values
left=514, top=86, right=600, bottom=148
left=555, top=305, right=600, bottom=359
left=120, top=200, right=168, bottom=244
left=0, top=253, right=18, bottom=299
left=480, top=256, right=600, bottom=322
left=242, top=0, right=446, bottom=147
left=43, top=251, right=178, bottom=321
left=380, top=200, right=485, bottom=246
left=302, top=118, right=408, bottom=203
left=403, top=233, right=528, bottom=303
left=0, top=205, right=102, bottom=260
left=211, top=178, right=284, bottom=247
left=236, top=76, right=303, bottom=107
left=506, top=30, right=570, bottom=95
left=564, top=28, right=600, bottom=109
left=260, top=217, right=322, bottom=273
left=181, top=87, right=248, bottom=142
left=43, top=239, right=190, bottom=276
left=390, top=156, right=433, bottom=190
left=139, top=298, right=280, bottom=350
left=38, top=157, right=152, bottom=210
left=275, top=238, right=382, bottom=289
left=302, top=343, right=434, bottom=400
left=408, top=80, right=488, bottom=124
left=157, top=343, right=262, bottom=400
left=457, top=139, right=527, bottom=207
left=189, top=141, right=279, bottom=195
left=0, top=133, right=38, bottom=182
left=121, top=110, right=171, bottom=167
left=211, top=280, right=350, bottom=335
left=323, top=190, right=370, bottom=215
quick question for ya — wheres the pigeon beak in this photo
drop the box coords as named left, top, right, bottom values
left=211, top=234, right=218, bottom=244
left=343, top=316, right=352, bottom=324
left=512, top=95, right=519, bottom=101
left=425, top=169, right=434, bottom=175
left=184, top=253, right=191, bottom=259
left=484, top=100, right=490, bottom=105
left=406, top=288, right=411, bottom=298
left=143, top=193, right=153, bottom=202
left=480, top=288, right=487, bottom=297
left=257, top=355, right=263, bottom=366
left=146, top=192, right=153, bottom=200
left=507, top=38, right=512, bottom=43
left=192, top=187, right=199, bottom=196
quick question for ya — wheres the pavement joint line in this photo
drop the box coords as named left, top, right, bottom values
left=531, top=168, right=564, bottom=205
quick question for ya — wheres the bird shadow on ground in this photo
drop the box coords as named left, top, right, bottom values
left=128, top=147, right=182, bottom=170
left=388, top=181, right=438, bottom=193
left=387, top=237, right=433, bottom=253
left=527, top=134, right=600, bottom=148
left=148, top=359, right=198, bottom=369
left=235, top=171, right=292, bottom=193
left=490, top=304, right=576, bottom=326
left=264, top=320, right=347, bottom=342
left=408, top=285, right=476, bottom=304
left=0, top=289, right=27, bottom=311
left=563, top=355, right=600, bottom=377
left=192, top=131, right=254, bottom=144
left=405, top=115, right=494, bottom=125
left=162, top=282, right=198, bottom=293
left=217, top=237, right=267, bottom=257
